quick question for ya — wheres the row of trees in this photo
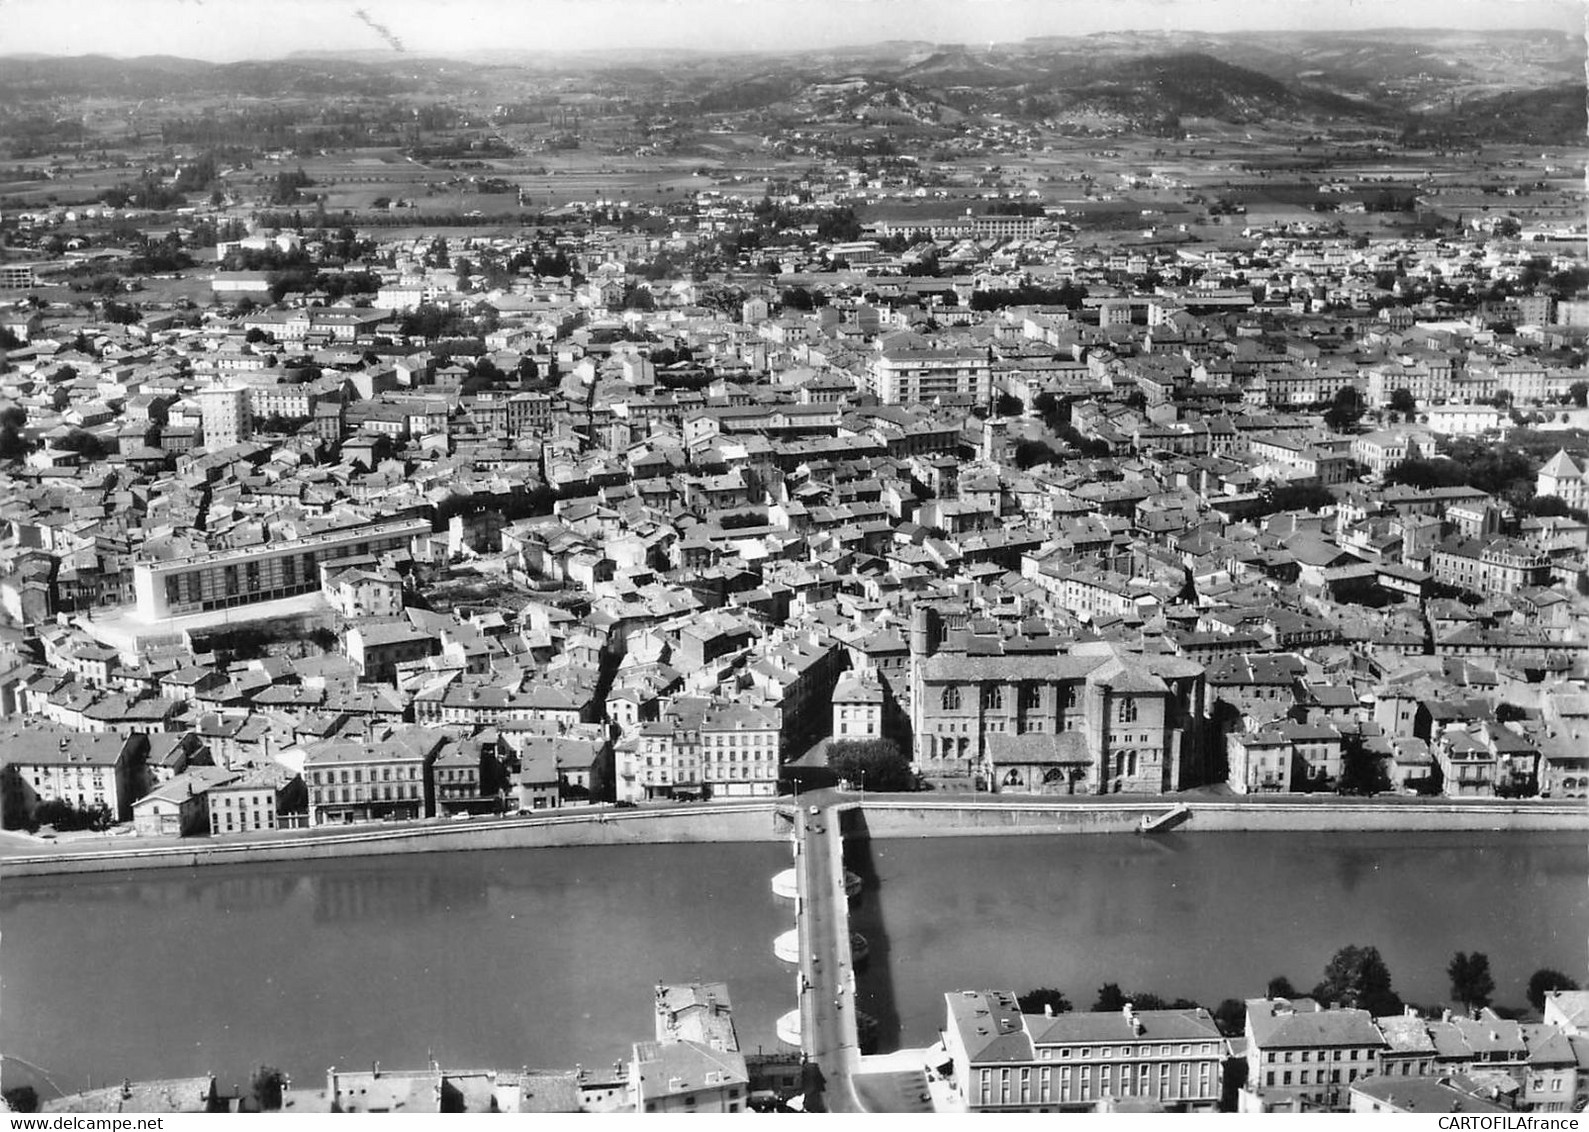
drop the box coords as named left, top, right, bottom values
left=1018, top=946, right=1581, bottom=1038
left=1384, top=437, right=1544, bottom=505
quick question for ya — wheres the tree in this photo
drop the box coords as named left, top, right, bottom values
left=1447, top=952, right=1496, bottom=1013
left=30, top=798, right=112, bottom=832
left=1324, top=386, right=1365, bottom=433
left=1092, top=983, right=1128, bottom=1012
left=3, top=1085, right=39, bottom=1112
left=56, top=430, right=111, bottom=461
left=0, top=403, right=29, bottom=460
left=269, top=168, right=313, bottom=205
left=1012, top=439, right=1063, bottom=470
left=1338, top=736, right=1389, bottom=796
left=102, top=300, right=141, bottom=325
left=1527, top=968, right=1580, bottom=1013
left=826, top=738, right=914, bottom=793
left=1568, top=381, right=1589, bottom=409
left=781, top=286, right=817, bottom=311
left=1214, top=998, right=1247, bottom=1037
left=995, top=393, right=1024, bottom=417
left=1267, top=976, right=1299, bottom=1000
left=1388, top=388, right=1418, bottom=417
left=250, top=1065, right=286, bottom=1112
left=1314, top=945, right=1401, bottom=1017
left=1017, top=987, right=1073, bottom=1016
left=1266, top=483, right=1336, bottom=515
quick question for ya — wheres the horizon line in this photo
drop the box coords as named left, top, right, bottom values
left=0, top=24, right=1580, bottom=65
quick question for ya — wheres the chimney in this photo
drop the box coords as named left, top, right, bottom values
left=372, top=1061, right=381, bottom=1078
left=1441, top=1009, right=1452, bottom=1024
left=122, top=1078, right=133, bottom=1100
left=1044, top=1004, right=1054, bottom=1018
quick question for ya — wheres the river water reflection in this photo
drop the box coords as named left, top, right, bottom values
left=1, top=830, right=1582, bottom=1097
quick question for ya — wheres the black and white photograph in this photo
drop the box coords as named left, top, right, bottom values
left=0, top=0, right=1585, bottom=1117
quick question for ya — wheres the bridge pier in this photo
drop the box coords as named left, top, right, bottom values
left=774, top=928, right=801, bottom=963
left=776, top=1008, right=803, bottom=1048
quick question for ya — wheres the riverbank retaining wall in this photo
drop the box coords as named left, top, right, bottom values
left=1, top=805, right=781, bottom=878
left=5, top=798, right=1584, bottom=878
left=853, top=799, right=1588, bottom=837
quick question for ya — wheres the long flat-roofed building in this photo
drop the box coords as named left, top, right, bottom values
left=132, top=517, right=431, bottom=621
left=865, top=346, right=991, bottom=406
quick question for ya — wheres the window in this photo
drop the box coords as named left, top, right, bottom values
left=1020, top=683, right=1041, bottom=711
left=1118, top=697, right=1138, bottom=723
left=942, top=686, right=961, bottom=711
left=982, top=685, right=1004, bottom=711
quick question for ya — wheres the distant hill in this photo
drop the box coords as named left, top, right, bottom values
left=0, top=54, right=425, bottom=98
left=1067, top=52, right=1297, bottom=119
left=1414, top=83, right=1589, bottom=145
left=0, top=27, right=1582, bottom=142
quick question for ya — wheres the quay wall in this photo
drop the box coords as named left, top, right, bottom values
left=5, top=798, right=1584, bottom=878
left=852, top=799, right=1588, bottom=837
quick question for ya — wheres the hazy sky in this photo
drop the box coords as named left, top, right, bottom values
left=4, top=0, right=1583, bottom=60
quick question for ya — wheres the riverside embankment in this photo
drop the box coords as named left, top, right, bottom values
left=4, top=794, right=1584, bottom=877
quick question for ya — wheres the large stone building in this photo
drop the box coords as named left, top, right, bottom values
left=906, top=606, right=1205, bottom=793
left=1243, top=997, right=1388, bottom=1112
left=132, top=517, right=430, bottom=621
left=303, top=728, right=441, bottom=825
left=942, top=990, right=1226, bottom=1112
left=1426, top=537, right=1552, bottom=597
left=1537, top=449, right=1589, bottom=512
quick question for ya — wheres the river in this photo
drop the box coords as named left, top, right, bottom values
left=1, top=831, right=1582, bottom=1099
